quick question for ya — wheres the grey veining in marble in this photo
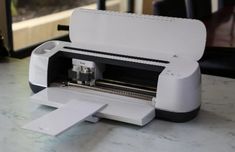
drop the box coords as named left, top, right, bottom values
left=0, top=58, right=235, bottom=152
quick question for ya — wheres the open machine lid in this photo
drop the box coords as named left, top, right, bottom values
left=70, top=9, right=206, bottom=61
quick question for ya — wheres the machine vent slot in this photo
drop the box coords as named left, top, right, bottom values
left=64, top=46, right=169, bottom=64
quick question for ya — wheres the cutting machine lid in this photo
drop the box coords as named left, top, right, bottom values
left=69, top=8, right=206, bottom=61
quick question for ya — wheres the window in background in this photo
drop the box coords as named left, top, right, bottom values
left=11, top=0, right=96, bottom=23
left=11, top=0, right=122, bottom=52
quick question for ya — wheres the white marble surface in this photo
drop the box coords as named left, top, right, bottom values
left=0, top=58, right=235, bottom=152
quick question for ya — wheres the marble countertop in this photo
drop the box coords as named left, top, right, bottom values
left=0, top=58, right=235, bottom=152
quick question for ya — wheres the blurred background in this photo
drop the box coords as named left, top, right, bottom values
left=0, top=0, right=235, bottom=78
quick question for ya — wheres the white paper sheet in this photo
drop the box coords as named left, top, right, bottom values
left=23, top=100, right=106, bottom=136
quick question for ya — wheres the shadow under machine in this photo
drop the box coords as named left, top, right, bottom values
left=23, top=9, right=206, bottom=136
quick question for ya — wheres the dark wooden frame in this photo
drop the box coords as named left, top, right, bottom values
left=0, top=0, right=13, bottom=53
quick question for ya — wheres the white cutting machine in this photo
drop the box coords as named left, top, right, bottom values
left=23, top=8, right=206, bottom=136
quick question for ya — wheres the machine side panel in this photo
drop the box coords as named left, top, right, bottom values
left=155, top=58, right=201, bottom=113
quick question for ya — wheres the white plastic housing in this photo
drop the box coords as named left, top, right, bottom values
left=70, top=9, right=206, bottom=61
left=156, top=58, right=201, bottom=113
left=29, top=41, right=60, bottom=87
left=28, top=9, right=206, bottom=127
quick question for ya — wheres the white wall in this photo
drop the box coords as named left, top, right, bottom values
left=212, top=0, right=219, bottom=13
